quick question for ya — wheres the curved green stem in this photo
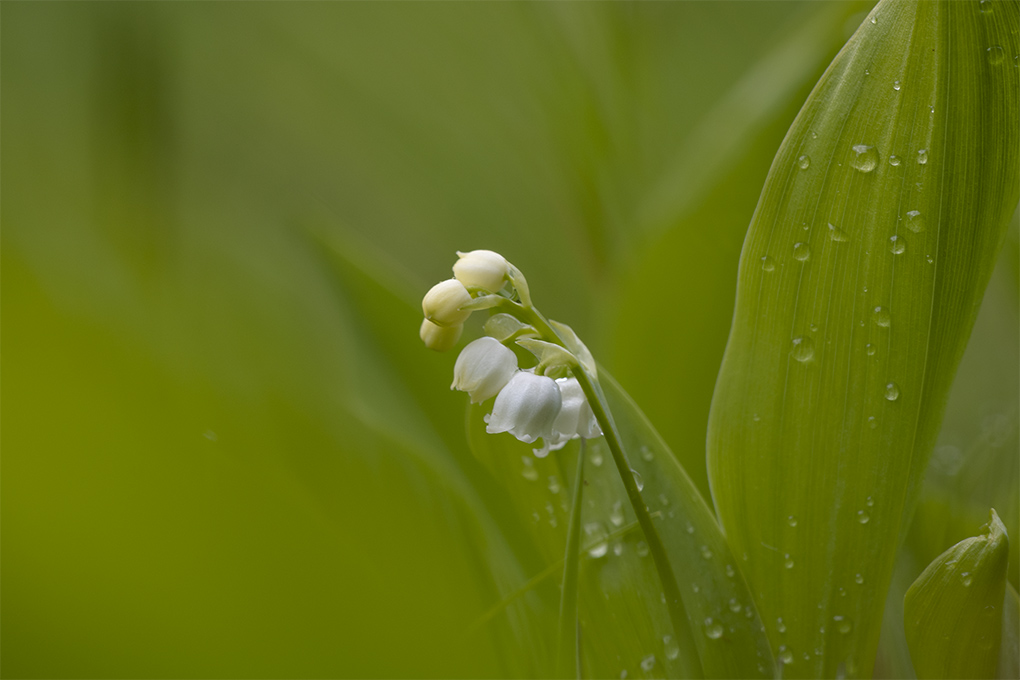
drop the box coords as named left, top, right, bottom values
left=503, top=299, right=704, bottom=678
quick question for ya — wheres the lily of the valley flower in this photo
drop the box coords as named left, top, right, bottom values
left=486, top=370, right=562, bottom=445
left=453, top=249, right=508, bottom=293
left=532, top=377, right=602, bottom=457
left=422, top=279, right=472, bottom=327
left=420, top=318, right=463, bottom=352
left=451, top=337, right=518, bottom=403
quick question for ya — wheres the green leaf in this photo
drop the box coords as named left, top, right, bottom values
left=556, top=442, right=585, bottom=679
left=706, top=0, right=1020, bottom=677
left=999, top=583, right=1019, bottom=678
left=468, top=370, right=776, bottom=678
left=904, top=510, right=1009, bottom=679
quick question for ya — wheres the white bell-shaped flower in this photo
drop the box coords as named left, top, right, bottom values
left=419, top=318, right=463, bottom=352
left=531, top=377, right=602, bottom=457
left=453, top=250, right=508, bottom=293
left=451, top=337, right=518, bottom=403
left=486, top=370, right=561, bottom=444
left=553, top=377, right=602, bottom=440
left=422, top=279, right=472, bottom=327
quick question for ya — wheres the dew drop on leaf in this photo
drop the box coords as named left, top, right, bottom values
left=905, top=210, right=925, bottom=232
left=873, top=306, right=891, bottom=327
left=729, top=598, right=742, bottom=613
left=663, top=636, right=680, bottom=661
left=761, top=255, right=776, bottom=272
left=787, top=515, right=798, bottom=527
left=636, top=541, right=649, bottom=558
left=987, top=45, right=1005, bottom=65
left=857, top=510, right=871, bottom=524
left=962, top=572, right=973, bottom=587
left=917, top=149, right=929, bottom=164
left=979, top=0, right=993, bottom=13
left=893, top=80, right=901, bottom=91
left=631, top=469, right=644, bottom=491
left=828, top=223, right=849, bottom=242
left=700, top=545, right=713, bottom=560
left=884, top=382, right=900, bottom=401
left=797, top=155, right=811, bottom=170
left=850, top=144, right=878, bottom=172
left=889, top=155, right=902, bottom=166
left=855, top=573, right=865, bottom=584
left=791, top=336, right=814, bottom=362
left=865, top=343, right=876, bottom=356
left=609, top=500, right=624, bottom=527
left=705, top=619, right=724, bottom=640
left=793, top=242, right=811, bottom=261
left=889, top=235, right=906, bottom=254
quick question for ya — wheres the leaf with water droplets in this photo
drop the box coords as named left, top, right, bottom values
left=707, top=0, right=1019, bottom=676
left=904, top=510, right=1009, bottom=679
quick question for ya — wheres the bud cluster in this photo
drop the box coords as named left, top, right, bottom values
left=420, top=249, right=602, bottom=456
left=419, top=250, right=509, bottom=352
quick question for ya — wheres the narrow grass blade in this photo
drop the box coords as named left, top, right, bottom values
left=904, top=510, right=1009, bottom=679
left=556, top=442, right=585, bottom=679
left=999, top=583, right=1019, bottom=678
left=706, top=1, right=1019, bottom=677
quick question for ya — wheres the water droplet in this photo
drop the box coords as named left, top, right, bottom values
left=585, top=522, right=609, bottom=558
left=857, top=510, right=871, bottom=524
left=889, top=155, right=902, bottom=166
left=640, top=445, right=654, bottom=462
left=610, top=501, right=625, bottom=527
left=640, top=654, right=656, bottom=672
left=873, top=306, right=891, bottom=327
left=962, top=572, right=973, bottom=586
left=705, top=619, right=724, bottom=640
left=591, top=450, right=603, bottom=466
left=979, top=0, right=993, bottom=13
left=917, top=149, right=929, bottom=165
left=926, top=254, right=934, bottom=264
left=889, top=235, right=906, bottom=255
left=791, top=336, right=815, bottom=362
left=658, top=493, right=669, bottom=507
left=692, top=583, right=700, bottom=594
left=779, top=649, right=794, bottom=665
left=834, top=615, right=853, bottom=634
left=752, top=413, right=761, bottom=423
left=839, top=587, right=847, bottom=597
left=798, top=155, right=811, bottom=170
left=885, top=382, right=900, bottom=401
left=865, top=343, right=876, bottom=356
left=850, top=144, right=879, bottom=172
left=870, top=15, right=877, bottom=24
left=726, top=563, right=736, bottom=578
left=793, top=242, right=811, bottom=261
left=745, top=606, right=754, bottom=619
left=729, top=598, right=742, bottom=613
left=700, top=545, right=713, bottom=560
left=987, top=46, right=1005, bottom=65
left=855, top=573, right=865, bottom=584
left=761, top=255, right=776, bottom=272
left=828, top=223, right=849, bottom=242
left=664, top=636, right=680, bottom=661
left=613, top=542, right=624, bottom=556
left=787, top=515, right=798, bottom=527
left=893, top=80, right=901, bottom=91
left=521, top=458, right=539, bottom=481
left=905, top=210, right=925, bottom=232
left=867, top=416, right=877, bottom=429
left=784, top=554, right=795, bottom=569
left=548, top=475, right=561, bottom=494
left=866, top=496, right=874, bottom=507
left=631, top=469, right=644, bottom=491
left=636, top=541, right=649, bottom=558
left=620, top=670, right=627, bottom=679
left=685, top=521, right=695, bottom=535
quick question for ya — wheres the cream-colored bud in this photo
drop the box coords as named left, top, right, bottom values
left=422, top=279, right=472, bottom=326
left=453, top=250, right=508, bottom=293
left=420, top=318, right=462, bottom=352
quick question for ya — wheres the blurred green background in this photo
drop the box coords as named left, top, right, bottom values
left=2, top=2, right=1015, bottom=677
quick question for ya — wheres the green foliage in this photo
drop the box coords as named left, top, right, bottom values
left=2, top=1, right=1017, bottom=678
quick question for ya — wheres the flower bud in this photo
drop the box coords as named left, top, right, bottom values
left=486, top=371, right=561, bottom=444
left=422, top=279, right=472, bottom=327
left=420, top=318, right=462, bottom=352
left=451, top=337, right=518, bottom=403
left=453, top=250, right=508, bottom=293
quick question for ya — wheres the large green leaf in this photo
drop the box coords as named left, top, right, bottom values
left=706, top=0, right=1019, bottom=677
left=903, top=510, right=1009, bottom=679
